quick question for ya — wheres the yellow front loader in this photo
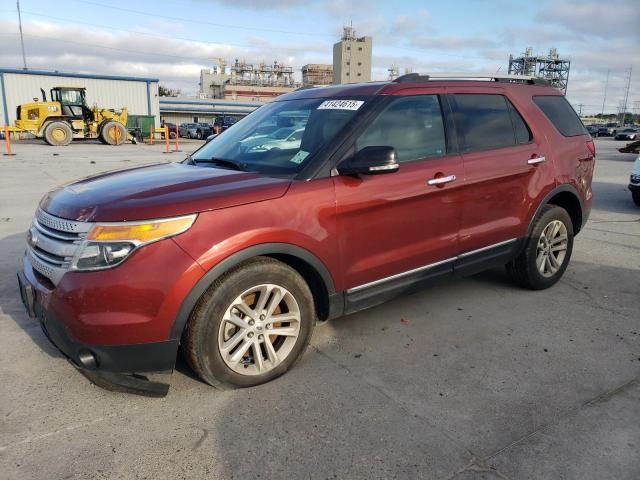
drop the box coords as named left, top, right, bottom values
left=15, top=87, right=131, bottom=146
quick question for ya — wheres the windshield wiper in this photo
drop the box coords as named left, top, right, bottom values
left=190, top=157, right=248, bottom=171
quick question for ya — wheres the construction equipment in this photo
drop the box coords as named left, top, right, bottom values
left=14, top=87, right=130, bottom=146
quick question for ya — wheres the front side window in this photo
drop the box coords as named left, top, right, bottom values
left=192, top=97, right=369, bottom=175
left=355, top=95, right=446, bottom=163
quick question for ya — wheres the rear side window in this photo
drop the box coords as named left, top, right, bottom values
left=533, top=95, right=587, bottom=137
left=453, top=94, right=525, bottom=152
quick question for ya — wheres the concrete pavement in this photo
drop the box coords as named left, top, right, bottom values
left=0, top=138, right=638, bottom=479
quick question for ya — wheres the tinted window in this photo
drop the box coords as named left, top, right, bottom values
left=533, top=95, right=587, bottom=137
left=356, top=95, right=446, bottom=163
left=506, top=100, right=533, bottom=144
left=453, top=94, right=515, bottom=151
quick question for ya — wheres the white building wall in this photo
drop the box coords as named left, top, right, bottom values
left=0, top=71, right=160, bottom=126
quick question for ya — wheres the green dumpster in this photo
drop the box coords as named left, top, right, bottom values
left=126, top=115, right=156, bottom=139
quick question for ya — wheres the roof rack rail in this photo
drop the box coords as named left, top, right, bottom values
left=393, top=72, right=550, bottom=86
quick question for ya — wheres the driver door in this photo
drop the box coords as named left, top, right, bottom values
left=332, top=93, right=463, bottom=311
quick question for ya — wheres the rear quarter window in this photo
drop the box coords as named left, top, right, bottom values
left=533, top=95, right=587, bottom=137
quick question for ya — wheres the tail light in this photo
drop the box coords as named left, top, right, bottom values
left=586, top=139, right=596, bottom=158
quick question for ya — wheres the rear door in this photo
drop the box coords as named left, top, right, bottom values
left=448, top=89, right=552, bottom=257
left=333, top=93, right=463, bottom=306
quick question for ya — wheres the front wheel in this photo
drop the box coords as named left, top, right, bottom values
left=506, top=205, right=574, bottom=290
left=100, top=121, right=127, bottom=145
left=632, top=192, right=640, bottom=207
left=182, top=257, right=315, bottom=388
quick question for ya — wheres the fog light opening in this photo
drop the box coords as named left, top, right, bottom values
left=77, top=349, right=98, bottom=369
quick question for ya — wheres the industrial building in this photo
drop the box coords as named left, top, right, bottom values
left=159, top=97, right=261, bottom=126
left=0, top=68, right=160, bottom=126
left=508, top=48, right=571, bottom=94
left=302, top=64, right=333, bottom=86
left=199, top=59, right=296, bottom=102
left=333, top=27, right=372, bottom=84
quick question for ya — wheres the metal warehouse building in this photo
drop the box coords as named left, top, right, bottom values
left=159, top=98, right=261, bottom=126
left=0, top=68, right=160, bottom=126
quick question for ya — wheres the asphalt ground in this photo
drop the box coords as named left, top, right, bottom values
left=0, top=137, right=638, bottom=479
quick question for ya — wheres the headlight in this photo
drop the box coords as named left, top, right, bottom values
left=71, top=214, right=196, bottom=271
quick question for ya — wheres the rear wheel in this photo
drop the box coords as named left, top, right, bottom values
left=506, top=205, right=574, bottom=290
left=182, top=257, right=315, bottom=388
left=100, top=121, right=127, bottom=145
left=43, top=121, right=73, bottom=146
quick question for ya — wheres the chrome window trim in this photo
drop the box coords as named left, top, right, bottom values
left=347, top=238, right=518, bottom=293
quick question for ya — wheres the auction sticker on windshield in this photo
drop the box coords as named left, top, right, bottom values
left=318, top=100, right=364, bottom=111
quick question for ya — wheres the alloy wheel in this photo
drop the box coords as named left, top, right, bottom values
left=217, top=283, right=301, bottom=376
left=536, top=220, right=568, bottom=277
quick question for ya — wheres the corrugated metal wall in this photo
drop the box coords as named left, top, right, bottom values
left=0, top=72, right=159, bottom=126
left=161, top=113, right=215, bottom=125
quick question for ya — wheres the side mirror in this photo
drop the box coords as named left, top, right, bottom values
left=338, top=146, right=399, bottom=175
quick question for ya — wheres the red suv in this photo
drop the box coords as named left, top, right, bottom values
left=17, top=74, right=595, bottom=395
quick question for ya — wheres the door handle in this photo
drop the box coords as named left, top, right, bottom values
left=427, top=174, right=456, bottom=186
left=528, top=156, right=546, bottom=165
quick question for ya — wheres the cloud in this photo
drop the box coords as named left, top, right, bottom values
left=536, top=0, right=639, bottom=40
left=196, top=0, right=308, bottom=10
left=0, top=19, right=341, bottom=94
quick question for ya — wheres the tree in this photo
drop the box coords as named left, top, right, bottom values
left=158, top=84, right=181, bottom=97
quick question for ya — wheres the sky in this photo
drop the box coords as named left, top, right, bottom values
left=0, top=0, right=638, bottom=115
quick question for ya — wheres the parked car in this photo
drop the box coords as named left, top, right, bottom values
left=17, top=75, right=595, bottom=395
left=198, top=122, right=213, bottom=138
left=160, top=122, right=177, bottom=139
left=213, top=115, right=240, bottom=132
left=585, top=124, right=599, bottom=137
left=629, top=157, right=640, bottom=206
left=598, top=123, right=619, bottom=137
left=178, top=123, right=200, bottom=139
left=615, top=128, right=639, bottom=141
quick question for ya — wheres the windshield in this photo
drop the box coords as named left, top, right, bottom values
left=191, top=97, right=369, bottom=174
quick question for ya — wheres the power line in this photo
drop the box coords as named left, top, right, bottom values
left=0, top=32, right=315, bottom=71
left=71, top=0, right=332, bottom=38
left=18, top=10, right=274, bottom=52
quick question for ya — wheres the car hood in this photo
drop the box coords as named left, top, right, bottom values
left=632, top=157, right=640, bottom=176
left=39, top=162, right=291, bottom=222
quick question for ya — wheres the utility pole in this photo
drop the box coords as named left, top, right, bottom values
left=17, top=0, right=27, bottom=70
left=577, top=104, right=583, bottom=116
left=601, top=69, right=609, bottom=116
left=621, top=66, right=632, bottom=125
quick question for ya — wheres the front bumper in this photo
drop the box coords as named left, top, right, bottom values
left=18, top=270, right=177, bottom=396
left=629, top=183, right=640, bottom=194
left=16, top=235, right=204, bottom=395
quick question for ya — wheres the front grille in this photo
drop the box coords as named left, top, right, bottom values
left=631, top=174, right=640, bottom=184
left=27, top=209, right=92, bottom=285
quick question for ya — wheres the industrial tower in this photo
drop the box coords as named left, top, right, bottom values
left=508, top=47, right=571, bottom=94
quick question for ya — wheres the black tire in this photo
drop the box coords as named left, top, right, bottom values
left=196, top=130, right=203, bottom=140
left=43, top=121, right=73, bottom=146
left=506, top=205, right=574, bottom=290
left=169, top=131, right=177, bottom=139
left=632, top=192, right=640, bottom=207
left=100, top=121, right=127, bottom=145
left=182, top=257, right=315, bottom=388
